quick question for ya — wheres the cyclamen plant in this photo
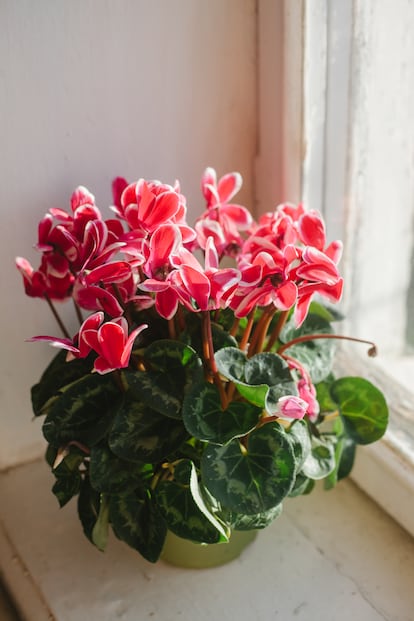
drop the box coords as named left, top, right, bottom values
left=16, top=167, right=388, bottom=562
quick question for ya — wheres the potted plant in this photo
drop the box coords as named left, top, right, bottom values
left=15, top=167, right=388, bottom=567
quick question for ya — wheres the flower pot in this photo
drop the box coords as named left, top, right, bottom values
left=160, top=530, right=257, bottom=569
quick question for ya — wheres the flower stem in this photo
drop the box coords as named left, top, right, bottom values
left=201, top=311, right=228, bottom=409
left=229, top=317, right=240, bottom=337
left=168, top=317, right=177, bottom=340
left=248, top=306, right=276, bottom=357
left=45, top=295, right=71, bottom=339
left=239, top=311, right=255, bottom=352
left=265, top=310, right=289, bottom=352
left=277, top=333, right=378, bottom=356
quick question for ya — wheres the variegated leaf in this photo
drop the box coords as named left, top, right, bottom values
left=225, top=502, right=283, bottom=531
left=42, top=373, right=121, bottom=447
left=31, top=349, right=94, bottom=416
left=89, top=444, right=146, bottom=493
left=182, top=380, right=261, bottom=444
left=155, top=459, right=229, bottom=543
left=108, top=394, right=188, bottom=463
left=215, top=348, right=297, bottom=412
left=109, top=489, right=167, bottom=563
left=201, top=422, right=296, bottom=515
left=301, top=436, right=336, bottom=480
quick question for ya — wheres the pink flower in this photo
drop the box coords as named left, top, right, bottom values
left=171, top=237, right=241, bottom=312
left=27, top=311, right=105, bottom=358
left=82, top=317, right=148, bottom=374
left=15, top=257, right=46, bottom=298
left=201, top=167, right=243, bottom=208
left=285, top=356, right=320, bottom=422
left=277, top=395, right=308, bottom=420
left=196, top=167, right=252, bottom=257
left=232, top=248, right=298, bottom=318
left=115, top=179, right=182, bottom=234
left=31, top=311, right=148, bottom=374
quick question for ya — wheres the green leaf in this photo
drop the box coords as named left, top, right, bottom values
left=215, top=347, right=246, bottom=383
left=108, top=394, right=188, bottom=463
left=226, top=503, right=283, bottom=531
left=78, top=476, right=101, bottom=544
left=125, top=370, right=184, bottom=420
left=182, top=381, right=261, bottom=444
left=301, top=436, right=336, bottom=480
left=155, top=460, right=229, bottom=544
left=92, top=495, right=110, bottom=552
left=109, top=489, right=167, bottom=563
left=42, top=373, right=121, bottom=448
left=288, top=473, right=315, bottom=497
left=144, top=339, right=200, bottom=372
left=330, top=377, right=388, bottom=444
left=201, top=422, right=296, bottom=515
left=50, top=448, right=84, bottom=507
left=286, top=420, right=312, bottom=471
left=244, top=353, right=297, bottom=413
left=337, top=436, right=357, bottom=480
left=125, top=340, right=200, bottom=420
left=31, top=350, right=94, bottom=416
left=215, top=348, right=296, bottom=413
left=89, top=444, right=146, bottom=493
left=52, top=475, right=81, bottom=508
left=316, top=379, right=338, bottom=413
left=324, top=433, right=357, bottom=490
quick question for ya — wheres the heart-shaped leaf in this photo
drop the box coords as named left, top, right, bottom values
left=286, top=420, right=312, bottom=471
left=301, top=437, right=336, bottom=480
left=42, top=373, right=121, bottom=447
left=31, top=350, right=94, bottom=416
left=182, top=381, right=261, bottom=444
left=201, top=422, right=296, bottom=515
left=89, top=444, right=146, bottom=493
left=225, top=503, right=283, bottom=531
left=109, top=394, right=188, bottom=463
left=125, top=340, right=201, bottom=419
left=125, top=370, right=184, bottom=419
left=330, top=377, right=388, bottom=444
left=144, top=339, right=200, bottom=371
left=155, top=459, right=229, bottom=543
left=109, top=489, right=167, bottom=563
left=77, top=476, right=101, bottom=544
left=92, top=495, right=110, bottom=552
left=215, top=348, right=297, bottom=412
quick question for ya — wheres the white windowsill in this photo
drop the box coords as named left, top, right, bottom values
left=1, top=458, right=413, bottom=621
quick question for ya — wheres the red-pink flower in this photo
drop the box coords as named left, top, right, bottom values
left=28, top=311, right=105, bottom=359
left=82, top=316, right=148, bottom=374
left=114, top=179, right=182, bottom=234
left=15, top=257, right=46, bottom=298
left=232, top=248, right=298, bottom=318
left=31, top=311, right=149, bottom=374
left=74, top=261, right=137, bottom=317
left=201, top=167, right=243, bottom=208
left=171, top=237, right=241, bottom=311
left=195, top=167, right=252, bottom=257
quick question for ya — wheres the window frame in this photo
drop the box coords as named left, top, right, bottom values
left=257, top=0, right=414, bottom=537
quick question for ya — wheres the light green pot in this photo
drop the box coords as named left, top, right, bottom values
left=161, top=530, right=257, bottom=569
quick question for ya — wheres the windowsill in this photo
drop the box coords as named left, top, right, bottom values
left=0, top=458, right=413, bottom=621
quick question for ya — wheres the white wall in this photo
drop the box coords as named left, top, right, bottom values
left=0, top=0, right=257, bottom=469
